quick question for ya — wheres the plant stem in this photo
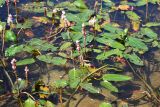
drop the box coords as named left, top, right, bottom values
left=59, top=88, right=63, bottom=107
left=126, top=60, right=160, bottom=103
left=65, top=65, right=108, bottom=107
left=0, top=59, right=14, bottom=90
left=145, top=0, right=148, bottom=21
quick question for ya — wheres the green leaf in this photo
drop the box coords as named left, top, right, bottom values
left=96, top=49, right=123, bottom=60
left=24, top=98, right=35, bottom=107
left=60, top=42, right=72, bottom=50
left=103, top=74, right=131, bottom=81
left=37, top=55, right=67, bottom=65
left=73, top=0, right=87, bottom=9
left=54, top=80, right=68, bottom=88
left=124, top=53, right=144, bottom=66
left=16, top=19, right=33, bottom=29
left=5, top=45, right=24, bottom=57
left=101, top=33, right=121, bottom=39
left=14, top=79, right=27, bottom=91
left=28, top=38, right=57, bottom=52
left=45, top=101, right=55, bottom=107
left=140, top=28, right=157, bottom=40
left=80, top=83, right=100, bottom=93
left=143, top=22, right=160, bottom=27
left=5, top=30, right=17, bottom=42
left=0, top=0, right=5, bottom=7
left=99, top=102, right=112, bottom=107
left=96, top=38, right=125, bottom=50
left=68, top=69, right=81, bottom=88
left=126, top=37, right=148, bottom=51
left=125, top=11, right=140, bottom=21
left=16, top=58, right=35, bottom=66
left=100, top=81, right=118, bottom=92
left=102, top=24, right=123, bottom=34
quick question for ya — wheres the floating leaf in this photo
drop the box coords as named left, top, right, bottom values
left=5, top=30, right=17, bottom=42
left=124, top=53, right=144, bottom=66
left=102, top=24, right=123, bottom=34
left=16, top=19, right=33, bottom=29
left=54, top=80, right=68, bottom=88
left=73, top=0, right=87, bottom=9
left=125, top=11, right=140, bottom=21
left=131, top=20, right=140, bottom=31
left=96, top=49, right=123, bottom=60
left=99, top=102, right=112, bottom=107
left=5, top=45, right=24, bottom=57
left=24, top=98, right=35, bottom=107
left=100, top=81, right=118, bottom=92
left=60, top=42, right=72, bottom=50
left=45, top=101, right=55, bottom=107
left=80, top=83, right=100, bottom=93
left=16, top=58, right=35, bottom=66
left=37, top=55, right=67, bottom=65
left=140, top=28, right=157, bottom=40
left=143, top=22, right=160, bottom=27
left=0, top=0, right=5, bottom=7
left=103, top=74, right=131, bottom=81
left=117, top=5, right=130, bottom=10
left=68, top=69, right=81, bottom=88
left=28, top=38, right=57, bottom=52
left=96, top=38, right=125, bottom=50
left=126, top=37, right=148, bottom=51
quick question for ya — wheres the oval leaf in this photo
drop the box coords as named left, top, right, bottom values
left=80, top=83, right=100, bottom=93
left=24, top=98, right=35, bottom=107
left=99, top=102, right=112, bottom=107
left=103, top=74, right=131, bottom=81
left=16, top=58, right=35, bottom=66
left=100, top=81, right=118, bottom=92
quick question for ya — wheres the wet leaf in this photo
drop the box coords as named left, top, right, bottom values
left=96, top=49, right=123, bottom=60
left=60, top=42, right=72, bottom=50
left=140, top=28, right=158, bottom=40
left=103, top=74, right=131, bottom=81
left=126, top=37, right=148, bottom=51
left=32, top=16, right=50, bottom=24
left=16, top=19, right=33, bottom=29
left=68, top=69, right=81, bottom=88
left=16, top=58, right=35, bottom=66
left=117, top=5, right=130, bottom=10
left=5, top=30, right=17, bottom=42
left=124, top=53, right=144, bottom=66
left=5, top=45, right=24, bottom=57
left=54, top=80, right=68, bottom=88
left=99, top=102, right=112, bottom=107
left=37, top=55, right=67, bottom=65
left=28, top=38, right=57, bottom=52
left=143, top=22, right=160, bottom=27
left=45, top=101, right=55, bottom=107
left=100, top=81, right=118, bottom=92
left=125, top=11, right=140, bottom=21
left=73, top=0, right=87, bottom=9
left=96, top=38, right=125, bottom=50
left=24, top=98, right=35, bottom=107
left=131, top=20, right=140, bottom=31
left=80, top=83, right=100, bottom=93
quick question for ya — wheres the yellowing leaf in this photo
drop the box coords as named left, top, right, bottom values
left=117, top=5, right=130, bottom=10
left=131, top=20, right=140, bottom=31
left=32, top=16, right=50, bottom=24
left=39, top=85, right=49, bottom=98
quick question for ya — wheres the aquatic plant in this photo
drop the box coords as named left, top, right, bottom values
left=0, top=0, right=160, bottom=107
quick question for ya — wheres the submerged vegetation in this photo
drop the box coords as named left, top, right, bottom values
left=1, top=0, right=160, bottom=107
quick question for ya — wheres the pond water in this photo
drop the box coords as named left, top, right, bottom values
left=0, top=0, right=160, bottom=107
